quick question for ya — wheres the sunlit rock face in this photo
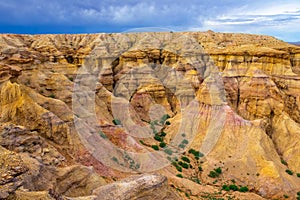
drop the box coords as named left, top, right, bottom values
left=0, top=32, right=300, bottom=199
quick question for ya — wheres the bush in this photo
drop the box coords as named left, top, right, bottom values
left=229, top=184, right=239, bottom=191
left=139, top=140, right=146, bottom=145
left=49, top=94, right=56, bottom=98
left=214, top=167, right=222, bottom=174
left=164, top=148, right=173, bottom=155
left=154, top=135, right=163, bottom=142
left=99, top=131, right=107, bottom=139
left=191, top=177, right=201, bottom=184
left=160, top=132, right=167, bottom=137
left=222, top=185, right=230, bottom=191
left=165, top=121, right=171, bottom=125
left=181, top=162, right=189, bottom=169
left=297, top=191, right=300, bottom=196
left=159, top=142, right=166, bottom=148
left=198, top=166, right=203, bottom=171
left=160, top=114, right=170, bottom=124
left=281, top=159, right=288, bottom=166
left=176, top=174, right=183, bottom=178
left=239, top=186, right=249, bottom=192
left=182, top=139, right=189, bottom=144
left=283, top=194, right=289, bottom=198
left=181, top=156, right=190, bottom=163
left=176, top=166, right=182, bottom=172
left=112, top=119, right=122, bottom=125
left=188, top=149, right=204, bottom=158
left=286, top=169, right=293, bottom=175
left=297, top=173, right=300, bottom=178
left=151, top=145, right=159, bottom=151
left=208, top=171, right=219, bottom=178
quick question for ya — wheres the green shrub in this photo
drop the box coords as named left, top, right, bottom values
left=181, top=133, right=186, bottom=137
left=160, top=132, right=167, bottom=137
left=191, top=177, right=201, bottom=184
left=297, top=191, right=300, bottom=196
left=239, top=186, right=249, bottom=192
left=281, top=159, right=288, bottom=166
left=164, top=148, right=173, bottom=155
left=139, top=140, right=146, bottom=145
left=222, top=185, right=230, bottom=191
left=198, top=166, right=203, bottom=171
left=159, top=142, right=166, bottom=148
left=176, top=174, right=183, bottom=178
left=182, top=139, right=188, bottom=144
left=297, top=173, right=300, bottom=178
left=176, top=166, right=182, bottom=172
left=286, top=169, right=293, bottom=175
left=112, top=119, right=122, bottom=125
left=208, top=171, right=219, bottom=178
left=160, top=114, right=170, bottom=124
left=283, top=194, right=289, bottom=198
left=154, top=134, right=163, bottom=142
left=112, top=157, right=118, bottom=163
left=188, top=149, right=204, bottom=158
left=99, top=131, right=107, bottom=139
left=229, top=184, right=239, bottom=191
left=151, top=145, right=159, bottom=151
left=181, top=156, right=190, bottom=163
left=165, top=121, right=171, bottom=125
left=181, top=162, right=189, bottom=169
left=49, top=94, right=56, bottom=98
left=214, top=167, right=222, bottom=174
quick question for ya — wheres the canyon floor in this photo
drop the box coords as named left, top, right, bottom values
left=0, top=31, right=300, bottom=200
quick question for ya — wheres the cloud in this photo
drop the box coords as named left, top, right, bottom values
left=0, top=0, right=299, bottom=41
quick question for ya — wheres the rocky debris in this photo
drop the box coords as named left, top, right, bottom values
left=0, top=146, right=28, bottom=199
left=0, top=124, right=65, bottom=166
left=93, top=174, right=180, bottom=200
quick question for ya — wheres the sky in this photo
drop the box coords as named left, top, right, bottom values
left=0, top=0, right=299, bottom=41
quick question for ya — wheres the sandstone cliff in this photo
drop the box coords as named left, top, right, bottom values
left=0, top=31, right=300, bottom=199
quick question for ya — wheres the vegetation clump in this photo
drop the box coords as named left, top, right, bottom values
left=285, top=169, right=293, bottom=175
left=159, top=142, right=166, bottom=148
left=176, top=174, right=183, bottom=178
left=181, top=156, right=190, bottom=163
left=112, top=119, right=122, bottom=125
left=188, top=148, right=204, bottom=159
left=208, top=167, right=222, bottom=178
left=151, top=145, right=159, bottom=151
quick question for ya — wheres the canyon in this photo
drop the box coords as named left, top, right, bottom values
left=0, top=31, right=300, bottom=199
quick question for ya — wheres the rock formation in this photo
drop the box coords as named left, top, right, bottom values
left=0, top=31, right=299, bottom=199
